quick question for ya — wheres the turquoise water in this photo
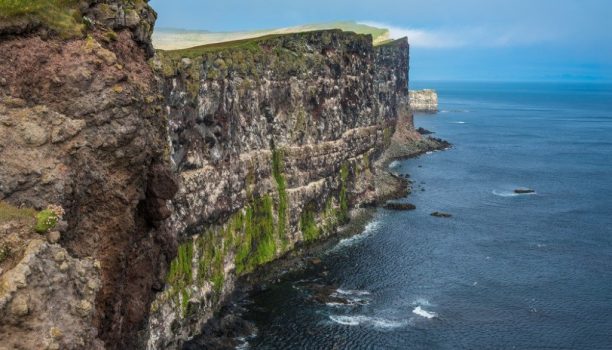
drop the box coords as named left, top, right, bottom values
left=207, top=82, right=612, bottom=349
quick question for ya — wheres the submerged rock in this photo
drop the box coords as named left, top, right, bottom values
left=431, top=211, right=452, bottom=218
left=416, top=127, right=434, bottom=135
left=514, top=188, right=535, bottom=194
left=383, top=202, right=416, bottom=211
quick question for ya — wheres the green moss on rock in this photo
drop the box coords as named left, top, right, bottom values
left=34, top=209, right=59, bottom=234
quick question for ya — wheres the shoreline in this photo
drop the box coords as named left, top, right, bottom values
left=182, top=133, right=451, bottom=349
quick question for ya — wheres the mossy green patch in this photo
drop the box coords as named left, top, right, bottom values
left=236, top=194, right=277, bottom=273
left=0, top=245, right=11, bottom=264
left=272, top=148, right=288, bottom=245
left=383, top=126, right=393, bottom=147
left=34, top=209, right=59, bottom=234
left=338, top=161, right=350, bottom=223
left=0, top=0, right=84, bottom=38
left=300, top=207, right=320, bottom=241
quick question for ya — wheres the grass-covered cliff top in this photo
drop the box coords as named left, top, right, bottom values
left=152, top=21, right=391, bottom=50
left=0, top=0, right=84, bottom=37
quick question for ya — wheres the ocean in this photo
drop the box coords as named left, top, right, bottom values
left=238, top=82, right=612, bottom=349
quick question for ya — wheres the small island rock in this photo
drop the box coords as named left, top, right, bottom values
left=384, top=203, right=417, bottom=211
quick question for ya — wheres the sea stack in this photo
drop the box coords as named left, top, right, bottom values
left=410, top=89, right=439, bottom=113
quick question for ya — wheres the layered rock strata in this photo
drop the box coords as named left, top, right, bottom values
left=145, top=32, right=412, bottom=348
left=409, top=89, right=438, bottom=112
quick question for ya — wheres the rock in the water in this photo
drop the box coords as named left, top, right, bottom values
left=514, top=188, right=535, bottom=194
left=409, top=89, right=438, bottom=112
left=384, top=202, right=416, bottom=211
left=416, top=127, right=434, bottom=135
left=431, top=211, right=452, bottom=218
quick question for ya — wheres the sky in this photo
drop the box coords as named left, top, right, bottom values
left=149, top=0, right=612, bottom=82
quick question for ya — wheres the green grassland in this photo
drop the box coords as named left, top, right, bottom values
left=153, top=21, right=391, bottom=50
left=0, top=0, right=84, bottom=37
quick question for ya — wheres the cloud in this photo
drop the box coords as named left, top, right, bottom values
left=360, top=21, right=556, bottom=49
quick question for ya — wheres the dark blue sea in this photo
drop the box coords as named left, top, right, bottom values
left=242, top=82, right=612, bottom=349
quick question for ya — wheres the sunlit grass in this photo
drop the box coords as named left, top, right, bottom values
left=0, top=201, right=36, bottom=224
left=0, top=0, right=84, bottom=37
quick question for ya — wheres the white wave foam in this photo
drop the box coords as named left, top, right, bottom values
left=412, top=306, right=437, bottom=319
left=492, top=190, right=536, bottom=197
left=336, top=289, right=371, bottom=296
left=329, top=315, right=407, bottom=329
left=389, top=160, right=400, bottom=168
left=450, top=121, right=466, bottom=124
left=330, top=220, right=380, bottom=252
left=235, top=337, right=250, bottom=350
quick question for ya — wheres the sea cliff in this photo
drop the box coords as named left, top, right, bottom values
left=0, top=1, right=443, bottom=349
left=146, top=31, right=413, bottom=348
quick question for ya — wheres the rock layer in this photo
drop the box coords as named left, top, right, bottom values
left=145, top=32, right=413, bottom=349
left=409, top=89, right=438, bottom=112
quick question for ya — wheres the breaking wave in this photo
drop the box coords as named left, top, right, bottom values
left=329, top=315, right=407, bottom=329
left=412, top=306, right=437, bottom=319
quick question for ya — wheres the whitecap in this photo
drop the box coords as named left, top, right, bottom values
left=336, top=289, right=371, bottom=296
left=329, top=315, right=407, bottom=329
left=388, top=160, right=400, bottom=168
left=492, top=190, right=536, bottom=197
left=326, top=302, right=347, bottom=308
left=329, top=315, right=363, bottom=326
left=451, top=121, right=466, bottom=124
left=412, top=306, right=437, bottom=319
left=329, top=220, right=380, bottom=252
left=492, top=190, right=520, bottom=197
left=235, top=337, right=250, bottom=350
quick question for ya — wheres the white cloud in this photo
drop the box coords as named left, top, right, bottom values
left=360, top=21, right=556, bottom=49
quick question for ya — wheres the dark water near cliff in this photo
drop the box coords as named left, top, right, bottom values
left=240, top=82, right=612, bottom=349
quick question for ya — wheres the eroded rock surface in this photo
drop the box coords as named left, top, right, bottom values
left=409, top=89, right=438, bottom=112
left=0, top=1, right=177, bottom=348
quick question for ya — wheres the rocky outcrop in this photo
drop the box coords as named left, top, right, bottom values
left=0, top=1, right=177, bottom=349
left=409, top=89, right=438, bottom=112
left=0, top=239, right=101, bottom=350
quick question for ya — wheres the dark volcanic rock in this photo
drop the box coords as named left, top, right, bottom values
left=417, top=127, right=434, bottom=135
left=384, top=202, right=416, bottom=211
left=431, top=211, right=452, bottom=218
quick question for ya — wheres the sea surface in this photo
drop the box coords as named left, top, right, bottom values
left=241, top=82, right=612, bottom=349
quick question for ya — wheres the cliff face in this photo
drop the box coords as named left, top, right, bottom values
left=0, top=2, right=424, bottom=349
left=146, top=32, right=410, bottom=348
left=0, top=1, right=177, bottom=349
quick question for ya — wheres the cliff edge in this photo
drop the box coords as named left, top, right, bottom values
left=0, top=3, right=442, bottom=349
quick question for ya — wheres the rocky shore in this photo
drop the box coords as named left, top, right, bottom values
left=181, top=127, right=449, bottom=349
